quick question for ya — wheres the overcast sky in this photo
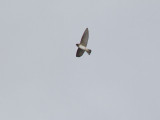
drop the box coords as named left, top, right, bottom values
left=0, top=0, right=160, bottom=120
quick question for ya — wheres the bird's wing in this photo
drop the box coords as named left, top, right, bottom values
left=80, top=28, right=89, bottom=47
left=76, top=48, right=85, bottom=57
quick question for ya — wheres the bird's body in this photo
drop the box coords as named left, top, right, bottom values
left=76, top=28, right=92, bottom=57
left=77, top=44, right=87, bottom=51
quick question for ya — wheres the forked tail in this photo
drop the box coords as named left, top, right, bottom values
left=86, top=49, right=92, bottom=55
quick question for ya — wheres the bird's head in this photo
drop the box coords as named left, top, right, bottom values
left=76, top=44, right=79, bottom=47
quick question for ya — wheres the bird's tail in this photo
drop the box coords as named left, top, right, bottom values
left=86, top=49, right=92, bottom=55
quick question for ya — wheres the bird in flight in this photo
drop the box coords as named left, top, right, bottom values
left=76, top=28, right=92, bottom=57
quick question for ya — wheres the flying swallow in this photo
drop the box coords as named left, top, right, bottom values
left=76, top=28, right=91, bottom=57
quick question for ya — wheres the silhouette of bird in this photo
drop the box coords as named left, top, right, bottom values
left=76, top=28, right=92, bottom=57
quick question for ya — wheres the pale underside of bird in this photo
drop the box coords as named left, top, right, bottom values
left=76, top=28, right=92, bottom=57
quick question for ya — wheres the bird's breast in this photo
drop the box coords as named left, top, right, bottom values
left=79, top=44, right=86, bottom=50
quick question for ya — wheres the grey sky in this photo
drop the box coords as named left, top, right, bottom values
left=0, top=0, right=160, bottom=120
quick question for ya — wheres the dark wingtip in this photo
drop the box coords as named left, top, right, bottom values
left=85, top=28, right=89, bottom=33
left=76, top=54, right=81, bottom=57
left=76, top=52, right=81, bottom=57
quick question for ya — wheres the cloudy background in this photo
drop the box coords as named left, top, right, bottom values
left=0, top=0, right=160, bottom=120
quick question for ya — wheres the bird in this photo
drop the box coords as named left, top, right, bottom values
left=76, top=28, right=92, bottom=57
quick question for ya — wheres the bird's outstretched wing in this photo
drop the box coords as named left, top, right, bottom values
left=76, top=48, right=85, bottom=57
left=80, top=28, right=89, bottom=47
